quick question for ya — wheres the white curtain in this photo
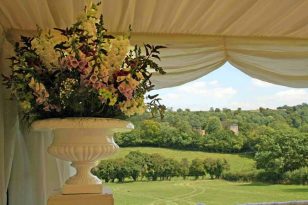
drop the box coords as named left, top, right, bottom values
left=151, top=36, right=308, bottom=88
left=8, top=130, right=72, bottom=205
left=2, top=0, right=308, bottom=39
left=2, top=0, right=308, bottom=88
left=0, top=24, right=16, bottom=205
left=0, top=76, right=6, bottom=205
left=0, top=31, right=72, bottom=205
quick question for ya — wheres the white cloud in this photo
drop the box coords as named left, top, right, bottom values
left=178, top=81, right=237, bottom=99
left=156, top=80, right=238, bottom=111
left=209, top=80, right=219, bottom=86
left=232, top=89, right=308, bottom=110
left=252, top=78, right=275, bottom=88
left=212, top=87, right=237, bottom=98
left=273, top=89, right=308, bottom=105
left=161, top=93, right=181, bottom=101
left=154, top=74, right=308, bottom=111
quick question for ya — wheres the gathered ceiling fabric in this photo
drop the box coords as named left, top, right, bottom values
left=1, top=0, right=308, bottom=88
left=1, top=1, right=308, bottom=205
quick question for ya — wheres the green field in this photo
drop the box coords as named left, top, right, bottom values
left=108, top=180, right=308, bottom=205
left=104, top=147, right=307, bottom=204
left=109, top=147, right=256, bottom=172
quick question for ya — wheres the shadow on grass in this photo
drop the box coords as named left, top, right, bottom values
left=238, top=182, right=271, bottom=187
left=238, top=153, right=255, bottom=159
left=283, top=188, right=308, bottom=193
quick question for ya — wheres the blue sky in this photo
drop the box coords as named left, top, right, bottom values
left=153, top=63, right=308, bottom=111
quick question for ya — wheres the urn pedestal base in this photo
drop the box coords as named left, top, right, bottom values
left=63, top=184, right=103, bottom=195
left=48, top=191, right=113, bottom=205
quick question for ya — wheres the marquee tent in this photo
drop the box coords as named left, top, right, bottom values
left=1, top=0, right=308, bottom=205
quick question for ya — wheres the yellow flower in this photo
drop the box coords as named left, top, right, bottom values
left=99, top=88, right=112, bottom=99
left=136, top=72, right=144, bottom=80
left=104, top=36, right=130, bottom=71
left=20, top=101, right=31, bottom=111
left=28, top=77, right=36, bottom=89
left=31, top=30, right=65, bottom=69
left=119, top=97, right=145, bottom=116
left=82, top=19, right=97, bottom=37
left=128, top=78, right=139, bottom=89
left=117, top=76, right=126, bottom=82
left=109, top=96, right=118, bottom=106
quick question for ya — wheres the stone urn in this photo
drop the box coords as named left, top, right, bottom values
left=31, top=118, right=134, bottom=194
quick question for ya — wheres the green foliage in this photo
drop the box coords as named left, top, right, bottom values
left=206, top=116, right=222, bottom=134
left=204, top=158, right=230, bottom=179
left=284, top=167, right=308, bottom=185
left=203, top=130, right=243, bottom=153
left=110, top=147, right=255, bottom=173
left=179, top=158, right=190, bottom=179
left=116, top=103, right=308, bottom=154
left=222, top=170, right=259, bottom=182
left=255, top=130, right=308, bottom=174
left=95, top=151, right=232, bottom=183
left=189, top=159, right=205, bottom=179
left=255, top=170, right=283, bottom=183
left=113, top=104, right=308, bottom=184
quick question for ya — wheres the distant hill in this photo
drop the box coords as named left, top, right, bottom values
left=115, top=103, right=308, bottom=153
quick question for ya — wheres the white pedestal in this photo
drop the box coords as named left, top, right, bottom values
left=62, top=184, right=103, bottom=194
left=48, top=189, right=114, bottom=205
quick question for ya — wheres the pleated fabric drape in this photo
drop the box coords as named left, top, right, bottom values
left=0, top=30, right=72, bottom=205
left=151, top=36, right=308, bottom=88
left=2, top=0, right=308, bottom=39
left=1, top=0, right=308, bottom=88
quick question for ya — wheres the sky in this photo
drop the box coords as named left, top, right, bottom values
left=152, top=62, right=308, bottom=111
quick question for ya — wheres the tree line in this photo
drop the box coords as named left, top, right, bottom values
left=115, top=104, right=308, bottom=154
left=92, top=151, right=229, bottom=183
left=114, top=104, right=308, bottom=184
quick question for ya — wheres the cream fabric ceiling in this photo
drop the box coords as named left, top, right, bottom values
left=1, top=0, right=308, bottom=88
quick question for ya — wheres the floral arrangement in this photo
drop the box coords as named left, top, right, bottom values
left=2, top=3, right=166, bottom=122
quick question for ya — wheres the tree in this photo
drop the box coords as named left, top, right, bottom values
left=179, top=158, right=190, bottom=179
left=244, top=126, right=274, bottom=153
left=255, top=130, right=308, bottom=176
left=204, top=158, right=229, bottom=179
left=96, top=160, right=115, bottom=182
left=189, top=158, right=205, bottom=179
left=140, top=120, right=161, bottom=145
left=203, top=158, right=216, bottom=179
left=206, top=116, right=222, bottom=134
left=146, top=153, right=165, bottom=181
left=160, top=158, right=180, bottom=180
left=203, top=130, right=243, bottom=153
left=214, top=158, right=230, bottom=178
left=115, top=129, right=142, bottom=146
left=125, top=151, right=148, bottom=181
left=113, top=158, right=131, bottom=183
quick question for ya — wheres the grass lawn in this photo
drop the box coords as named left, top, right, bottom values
left=105, top=147, right=307, bottom=204
left=108, top=147, right=256, bottom=172
left=107, top=180, right=308, bottom=205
